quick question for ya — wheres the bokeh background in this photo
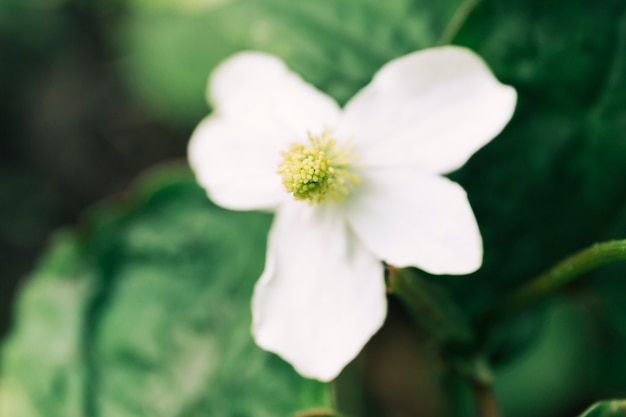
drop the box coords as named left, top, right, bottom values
left=0, top=0, right=188, bottom=338
left=2, top=0, right=626, bottom=416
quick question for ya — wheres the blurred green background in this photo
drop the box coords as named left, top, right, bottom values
left=0, top=0, right=188, bottom=338
left=1, top=0, right=626, bottom=416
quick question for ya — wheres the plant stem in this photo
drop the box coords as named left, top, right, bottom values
left=436, top=0, right=481, bottom=45
left=472, top=382, right=501, bottom=417
left=475, top=239, right=626, bottom=333
left=388, top=267, right=473, bottom=345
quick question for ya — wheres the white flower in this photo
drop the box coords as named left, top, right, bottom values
left=188, top=46, right=516, bottom=382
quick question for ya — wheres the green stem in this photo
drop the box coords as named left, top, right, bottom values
left=472, top=382, right=501, bottom=417
left=436, top=0, right=481, bottom=45
left=388, top=267, right=473, bottom=345
left=475, top=239, right=626, bottom=333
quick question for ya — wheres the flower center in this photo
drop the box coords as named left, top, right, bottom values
left=278, top=131, right=360, bottom=205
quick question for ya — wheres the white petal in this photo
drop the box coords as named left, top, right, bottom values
left=189, top=52, right=343, bottom=210
left=338, top=46, right=516, bottom=174
left=346, top=168, right=482, bottom=275
left=188, top=114, right=290, bottom=210
left=252, top=202, right=386, bottom=381
left=209, top=52, right=341, bottom=135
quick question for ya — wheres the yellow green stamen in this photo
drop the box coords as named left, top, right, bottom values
left=278, top=131, right=360, bottom=204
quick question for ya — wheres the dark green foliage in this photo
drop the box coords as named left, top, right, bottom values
left=449, top=0, right=626, bottom=307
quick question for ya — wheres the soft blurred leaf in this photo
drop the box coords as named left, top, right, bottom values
left=578, top=400, right=626, bottom=417
left=493, top=301, right=594, bottom=417
left=0, top=163, right=333, bottom=417
left=118, top=0, right=464, bottom=125
left=0, top=232, right=95, bottom=417
left=448, top=0, right=626, bottom=310
left=432, top=0, right=626, bottom=366
left=581, top=261, right=626, bottom=394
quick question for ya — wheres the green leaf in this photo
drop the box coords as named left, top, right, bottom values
left=433, top=0, right=626, bottom=365
left=0, top=163, right=333, bottom=417
left=493, top=301, right=594, bottom=417
left=0, top=232, right=96, bottom=417
left=578, top=400, right=626, bottom=417
left=446, top=0, right=626, bottom=307
left=117, top=0, right=465, bottom=125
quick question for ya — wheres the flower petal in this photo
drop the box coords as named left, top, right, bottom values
left=338, top=46, right=516, bottom=174
left=209, top=52, right=341, bottom=135
left=346, top=168, right=482, bottom=275
left=189, top=52, right=343, bottom=210
left=252, top=202, right=386, bottom=381
left=188, top=114, right=290, bottom=210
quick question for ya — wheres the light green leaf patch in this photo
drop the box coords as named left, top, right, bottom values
left=117, top=0, right=464, bottom=125
left=0, top=163, right=334, bottom=417
left=578, top=400, right=626, bottom=417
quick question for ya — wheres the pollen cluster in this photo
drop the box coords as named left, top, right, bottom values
left=278, top=131, right=360, bottom=204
